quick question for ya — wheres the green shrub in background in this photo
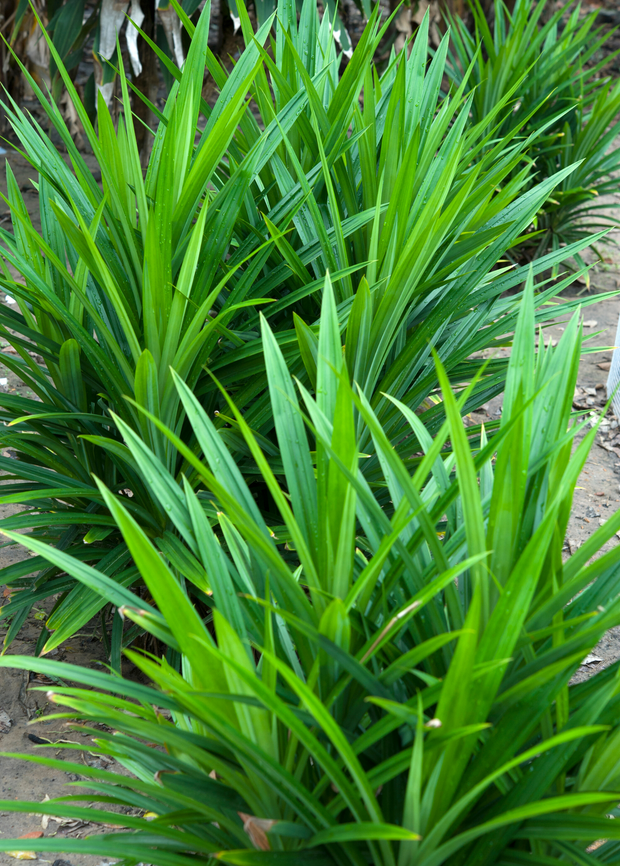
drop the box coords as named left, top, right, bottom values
left=1, top=279, right=620, bottom=865
left=0, top=0, right=607, bottom=652
left=446, top=0, right=620, bottom=271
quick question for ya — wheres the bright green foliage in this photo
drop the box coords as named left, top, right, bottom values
left=446, top=0, right=620, bottom=268
left=1, top=278, right=620, bottom=865
left=0, top=0, right=608, bottom=649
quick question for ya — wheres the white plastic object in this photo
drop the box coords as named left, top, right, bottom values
left=607, top=313, right=620, bottom=418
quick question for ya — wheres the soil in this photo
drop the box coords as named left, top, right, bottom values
left=0, top=66, right=620, bottom=865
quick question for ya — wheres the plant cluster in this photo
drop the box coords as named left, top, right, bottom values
left=0, top=0, right=606, bottom=651
left=446, top=0, right=620, bottom=270
left=1, top=279, right=620, bottom=865
left=0, top=2, right=617, bottom=864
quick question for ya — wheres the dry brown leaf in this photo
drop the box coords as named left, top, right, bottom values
left=157, top=3, right=184, bottom=67
left=40, top=795, right=50, bottom=831
left=598, top=441, right=620, bottom=457
left=38, top=795, right=64, bottom=831
left=394, top=6, right=413, bottom=52
left=238, top=813, right=277, bottom=851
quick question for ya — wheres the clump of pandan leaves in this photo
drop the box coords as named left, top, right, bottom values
left=0, top=0, right=606, bottom=655
left=446, top=0, right=620, bottom=274
left=1, top=277, right=620, bottom=865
